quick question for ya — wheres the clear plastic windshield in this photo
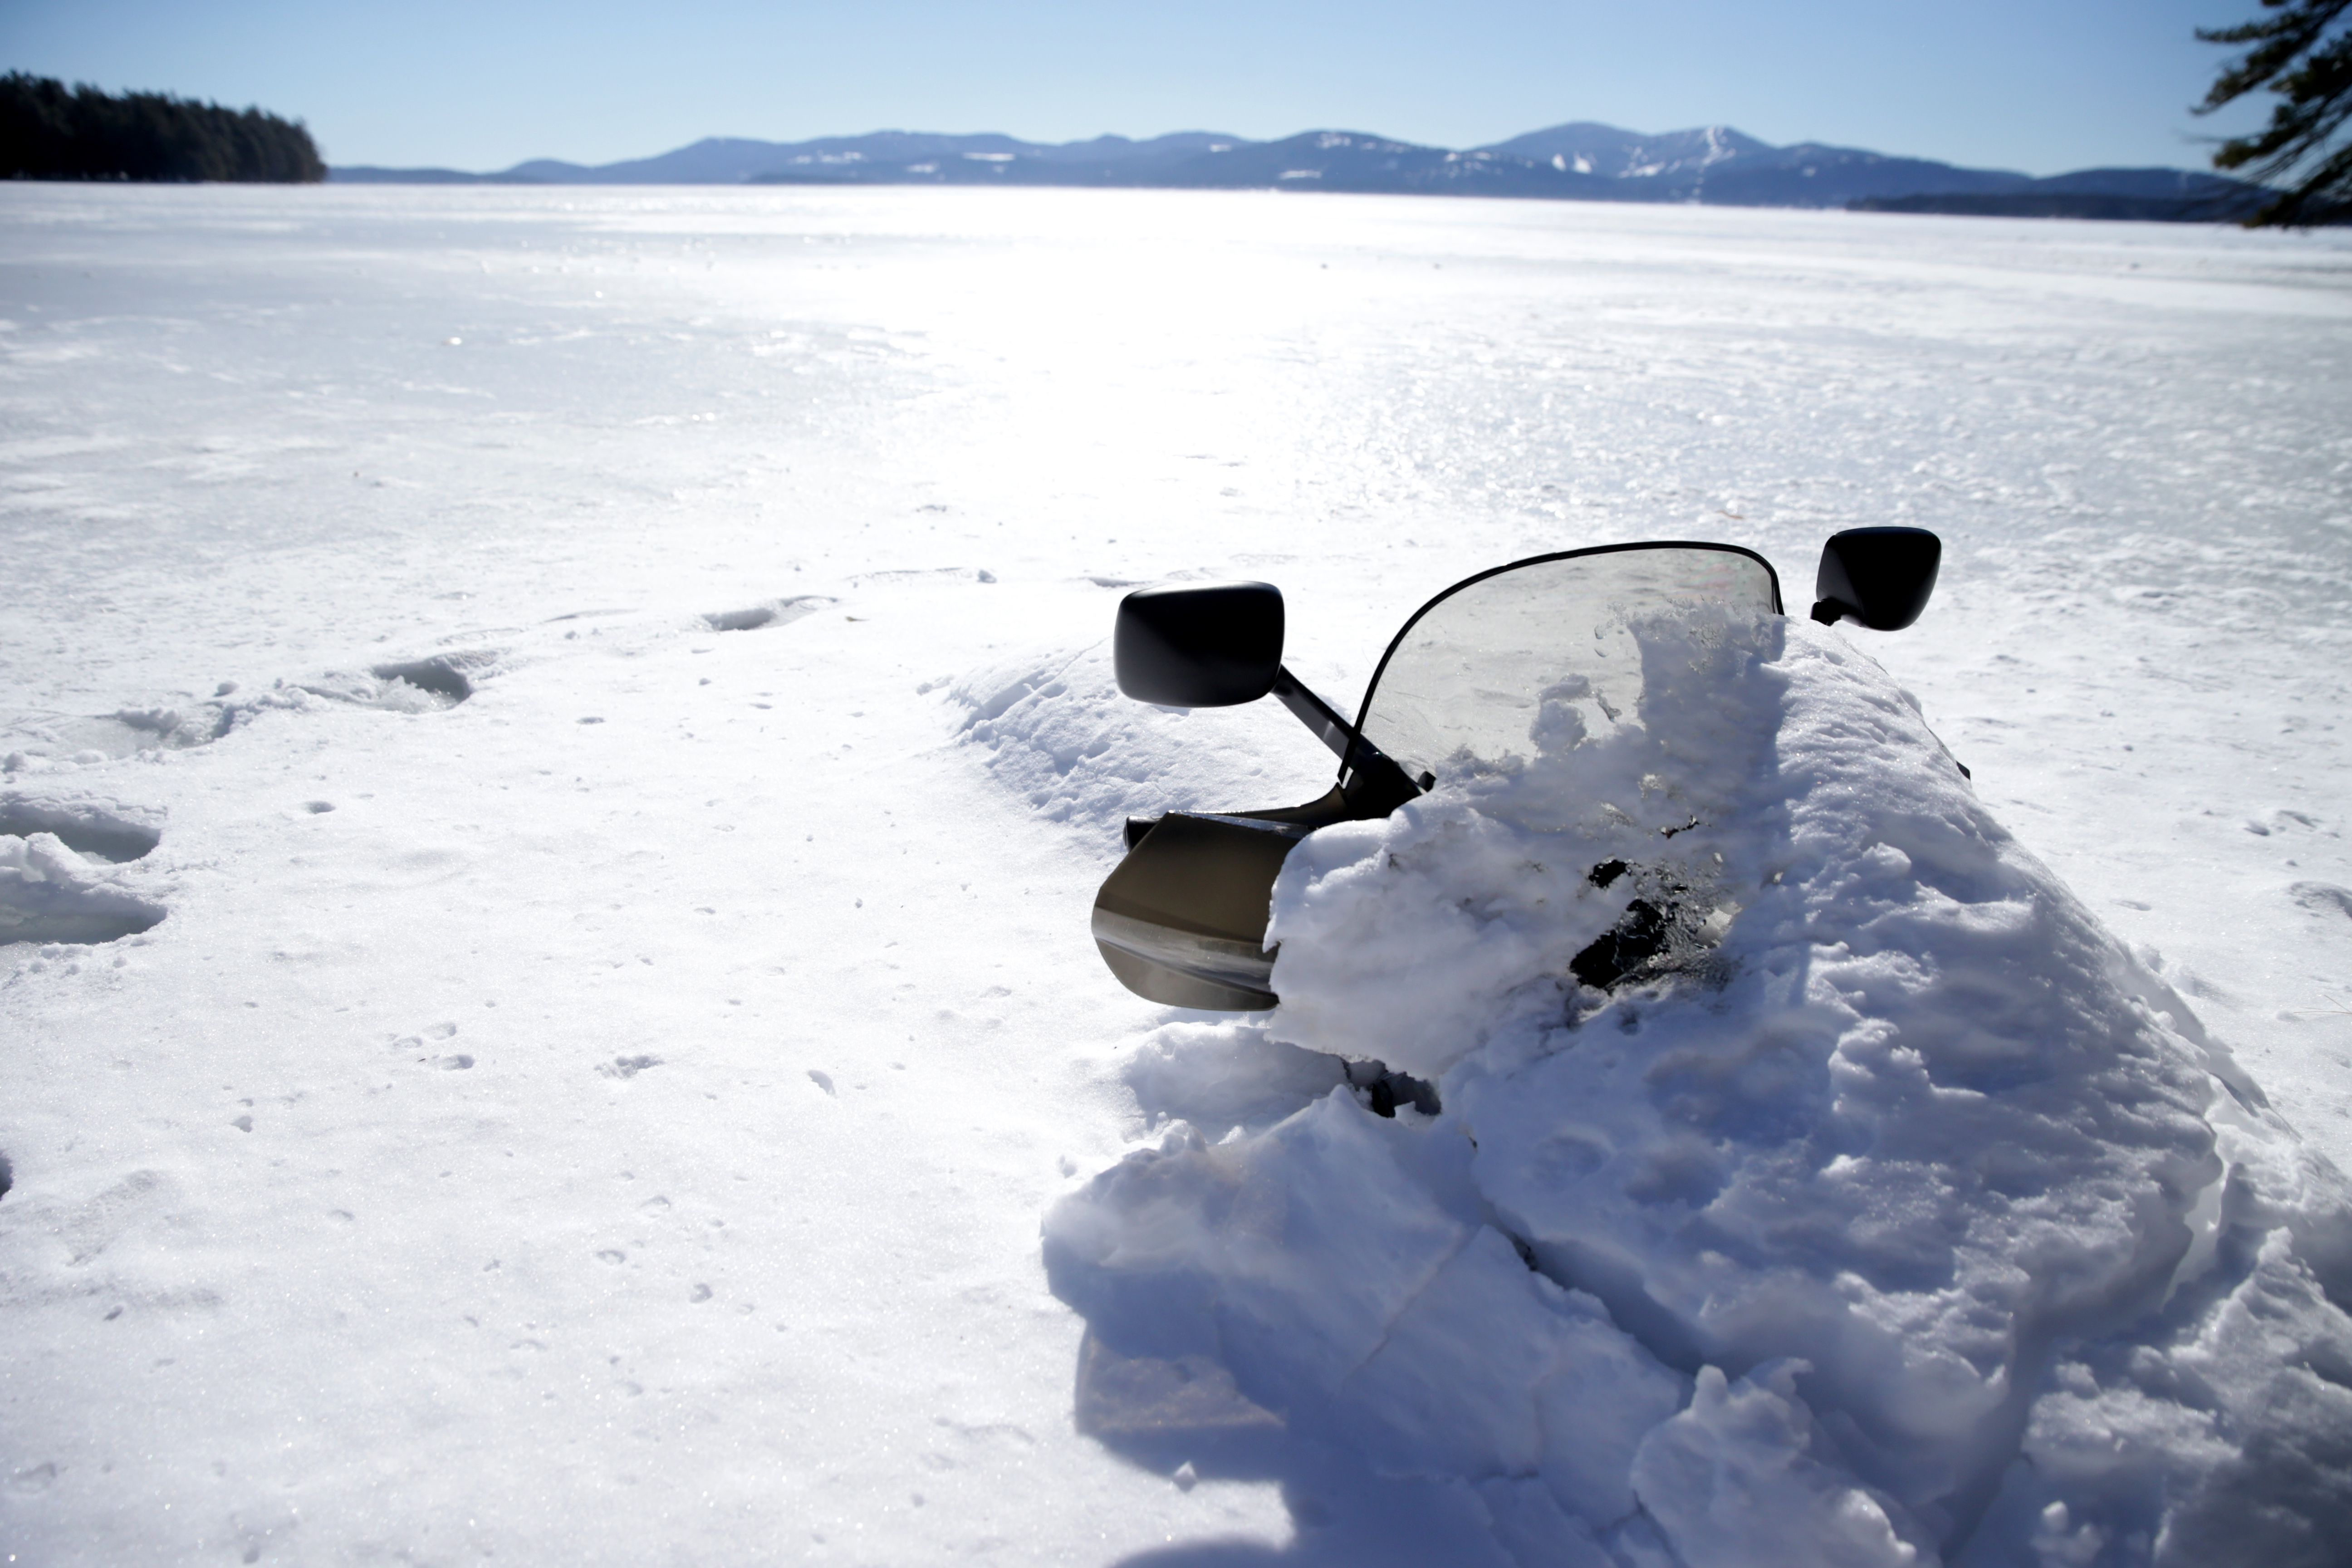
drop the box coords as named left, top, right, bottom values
left=1356, top=545, right=1780, bottom=780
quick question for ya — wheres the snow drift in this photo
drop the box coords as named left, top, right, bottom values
left=951, top=636, right=1327, bottom=838
left=1045, top=611, right=2352, bottom=1567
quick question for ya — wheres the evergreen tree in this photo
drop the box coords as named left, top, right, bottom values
left=0, top=74, right=324, bottom=183
left=2199, top=0, right=2352, bottom=225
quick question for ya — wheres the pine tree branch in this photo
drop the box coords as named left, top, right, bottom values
left=2198, top=0, right=2352, bottom=224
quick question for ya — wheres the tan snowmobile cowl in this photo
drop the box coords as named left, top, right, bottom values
left=1090, top=812, right=1310, bottom=1010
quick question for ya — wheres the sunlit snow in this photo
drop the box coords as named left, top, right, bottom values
left=3, top=185, right=2350, bottom=1566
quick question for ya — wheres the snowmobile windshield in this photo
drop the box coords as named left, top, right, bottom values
left=1353, top=543, right=1781, bottom=782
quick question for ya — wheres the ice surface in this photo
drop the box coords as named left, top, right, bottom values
left=2, top=185, right=2348, bottom=1564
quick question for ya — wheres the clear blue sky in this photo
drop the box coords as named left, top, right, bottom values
left=0, top=0, right=2275, bottom=176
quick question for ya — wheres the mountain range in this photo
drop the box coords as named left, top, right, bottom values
left=333, top=122, right=2268, bottom=221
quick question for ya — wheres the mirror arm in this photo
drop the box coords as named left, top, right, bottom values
left=1269, top=666, right=1357, bottom=760
left=1269, top=667, right=1425, bottom=812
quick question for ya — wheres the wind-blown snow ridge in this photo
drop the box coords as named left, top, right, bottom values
left=949, top=639, right=1332, bottom=838
left=1047, top=610, right=2352, bottom=1567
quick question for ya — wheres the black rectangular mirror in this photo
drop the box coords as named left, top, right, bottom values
left=1114, top=581, right=1285, bottom=706
left=1811, top=527, right=1941, bottom=631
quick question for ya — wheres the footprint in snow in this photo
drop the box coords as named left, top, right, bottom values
left=1, top=795, right=167, bottom=947
left=702, top=597, right=832, bottom=633
left=0, top=798, right=161, bottom=862
left=57, top=1168, right=174, bottom=1266
left=2289, top=881, right=2352, bottom=920
left=599, top=1055, right=662, bottom=1079
left=1, top=651, right=495, bottom=773
left=390, top=1022, right=474, bottom=1070
left=365, top=652, right=493, bottom=706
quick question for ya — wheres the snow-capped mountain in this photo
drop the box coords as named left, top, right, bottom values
left=1475, top=121, right=1770, bottom=180
left=329, top=121, right=2270, bottom=218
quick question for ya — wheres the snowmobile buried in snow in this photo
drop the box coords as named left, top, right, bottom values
left=1091, top=528, right=1942, bottom=1019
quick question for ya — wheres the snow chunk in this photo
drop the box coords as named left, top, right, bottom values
left=1633, top=1360, right=1931, bottom=1568
left=1121, top=1019, right=1349, bottom=1142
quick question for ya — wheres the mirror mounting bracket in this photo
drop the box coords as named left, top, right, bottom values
left=1270, top=666, right=1422, bottom=816
left=1269, top=666, right=1354, bottom=759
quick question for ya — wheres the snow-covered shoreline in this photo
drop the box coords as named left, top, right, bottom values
left=3, top=186, right=2348, bottom=1564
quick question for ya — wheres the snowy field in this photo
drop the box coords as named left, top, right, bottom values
left=2, top=185, right=2349, bottom=1565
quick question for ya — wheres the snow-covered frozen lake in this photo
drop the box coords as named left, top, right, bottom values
left=3, top=185, right=2349, bottom=1565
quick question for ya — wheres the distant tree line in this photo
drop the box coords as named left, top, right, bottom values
left=1, top=73, right=323, bottom=183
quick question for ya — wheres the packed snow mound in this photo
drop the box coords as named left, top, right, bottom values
left=1049, top=610, right=2352, bottom=1568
